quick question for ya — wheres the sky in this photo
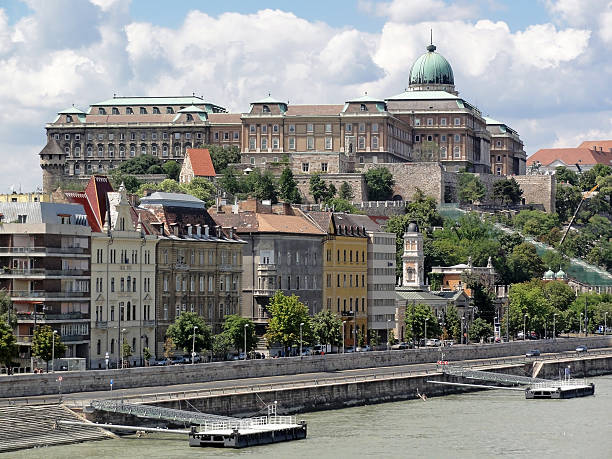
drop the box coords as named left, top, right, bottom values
left=0, top=0, right=611, bottom=192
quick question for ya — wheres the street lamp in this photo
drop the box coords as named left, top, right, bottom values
left=605, top=312, right=608, bottom=336
left=120, top=328, right=126, bottom=369
left=244, top=324, right=249, bottom=360
left=523, top=314, right=528, bottom=341
left=553, top=313, right=558, bottom=341
left=299, top=322, right=304, bottom=357
left=424, top=318, right=429, bottom=345
left=191, top=325, right=198, bottom=364
left=494, top=316, right=498, bottom=342
left=342, top=321, right=346, bottom=354
left=580, top=313, right=583, bottom=335
left=461, top=317, right=465, bottom=345
left=51, top=330, right=58, bottom=373
left=387, top=319, right=391, bottom=352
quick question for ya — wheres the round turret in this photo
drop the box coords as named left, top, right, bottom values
left=406, top=222, right=419, bottom=233
left=543, top=269, right=555, bottom=280
left=555, top=269, right=567, bottom=280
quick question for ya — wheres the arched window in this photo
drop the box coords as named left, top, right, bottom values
left=130, top=145, right=135, bottom=157
left=98, top=108, right=106, bottom=115
left=151, top=144, right=157, bottom=155
left=360, top=104, right=367, bottom=111
left=112, top=107, right=119, bottom=115
left=110, top=338, right=115, bottom=354
left=166, top=107, right=174, bottom=114
left=262, top=105, right=270, bottom=113
left=96, top=339, right=101, bottom=355
left=186, top=114, right=193, bottom=121
left=66, top=115, right=73, bottom=123
left=119, top=145, right=125, bottom=157
left=74, top=146, right=81, bottom=157
left=140, top=107, right=147, bottom=114
left=87, top=145, right=93, bottom=157
left=108, top=145, right=114, bottom=157
left=153, top=107, right=160, bottom=114
left=126, top=107, right=133, bottom=114
left=162, top=145, right=168, bottom=157
left=97, top=145, right=104, bottom=157
left=74, top=163, right=80, bottom=175
left=174, top=145, right=180, bottom=156
left=141, top=144, right=146, bottom=155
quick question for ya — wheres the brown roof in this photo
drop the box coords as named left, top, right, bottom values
left=577, top=140, right=612, bottom=152
left=304, top=211, right=332, bottom=232
left=81, top=114, right=197, bottom=124
left=208, top=113, right=243, bottom=124
left=186, top=148, right=216, bottom=177
left=285, top=105, right=344, bottom=116
left=212, top=211, right=324, bottom=235
left=527, top=147, right=612, bottom=167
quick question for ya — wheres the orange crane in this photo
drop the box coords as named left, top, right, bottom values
left=559, top=184, right=599, bottom=245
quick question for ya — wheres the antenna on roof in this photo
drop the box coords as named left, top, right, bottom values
left=430, top=29, right=433, bottom=45
left=268, top=92, right=271, bottom=97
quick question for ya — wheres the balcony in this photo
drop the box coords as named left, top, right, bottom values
left=142, top=320, right=155, bottom=327
left=95, top=321, right=108, bottom=329
left=257, top=263, right=278, bottom=273
left=15, top=335, right=33, bottom=344
left=253, top=288, right=276, bottom=297
left=175, top=262, right=190, bottom=271
left=11, top=290, right=90, bottom=299
left=0, top=268, right=89, bottom=278
left=0, top=246, right=88, bottom=255
left=62, top=334, right=89, bottom=342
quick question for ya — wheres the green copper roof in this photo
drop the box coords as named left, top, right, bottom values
left=346, top=94, right=385, bottom=103
left=58, top=106, right=86, bottom=114
left=178, top=105, right=207, bottom=113
left=484, top=116, right=503, bottom=125
left=386, top=90, right=459, bottom=101
left=409, top=44, right=454, bottom=86
left=252, top=95, right=286, bottom=104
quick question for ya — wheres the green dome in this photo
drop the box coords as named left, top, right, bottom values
left=555, top=269, right=567, bottom=279
left=409, top=44, right=454, bottom=86
left=543, top=269, right=555, bottom=280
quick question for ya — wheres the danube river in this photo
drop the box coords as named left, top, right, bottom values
left=14, top=376, right=612, bottom=458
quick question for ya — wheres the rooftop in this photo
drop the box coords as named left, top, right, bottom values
left=139, top=192, right=207, bottom=209
left=528, top=147, right=612, bottom=167
left=386, top=90, right=459, bottom=101
left=90, top=96, right=209, bottom=106
left=185, top=148, right=216, bottom=177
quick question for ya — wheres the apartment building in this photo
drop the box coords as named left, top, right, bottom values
left=0, top=202, right=91, bottom=367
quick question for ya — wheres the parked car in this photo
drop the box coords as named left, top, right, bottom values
left=576, top=345, right=588, bottom=353
left=391, top=342, right=409, bottom=350
left=170, top=355, right=186, bottom=365
left=525, top=349, right=541, bottom=357
left=154, top=358, right=169, bottom=366
left=345, top=346, right=355, bottom=353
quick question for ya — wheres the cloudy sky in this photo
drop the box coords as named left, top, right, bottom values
left=1, top=0, right=611, bottom=191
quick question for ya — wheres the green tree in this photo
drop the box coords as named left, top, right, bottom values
left=109, top=171, right=142, bottom=193
left=180, top=177, right=217, bottom=206
left=121, top=339, right=132, bottom=364
left=309, top=173, right=334, bottom=204
left=541, top=250, right=569, bottom=273
left=364, top=167, right=394, bottom=201
left=555, top=166, right=579, bottom=185
left=221, top=314, right=257, bottom=353
left=311, top=310, right=342, bottom=348
left=339, top=181, right=354, bottom=200
left=265, top=292, right=312, bottom=352
left=31, top=325, right=66, bottom=372
left=369, top=330, right=380, bottom=347
left=163, top=337, right=175, bottom=361
left=137, top=178, right=182, bottom=196
left=166, top=312, right=211, bottom=353
left=404, top=303, right=440, bottom=346
left=207, top=144, right=241, bottom=174
left=579, top=164, right=611, bottom=191
left=514, top=210, right=559, bottom=238
left=278, top=168, right=302, bottom=203
left=116, top=155, right=164, bottom=175
left=211, top=332, right=232, bottom=360
left=387, top=329, right=395, bottom=346
left=542, top=281, right=576, bottom=312
left=469, top=318, right=493, bottom=342
left=555, top=183, right=582, bottom=223
left=325, top=198, right=361, bottom=214
left=492, top=178, right=523, bottom=205
left=0, top=289, right=15, bottom=327
left=0, top=322, right=17, bottom=369
left=218, top=167, right=242, bottom=195
left=507, top=281, right=557, bottom=338
left=143, top=347, right=152, bottom=365
left=162, top=160, right=181, bottom=181
left=444, top=306, right=461, bottom=342
left=507, top=242, right=545, bottom=283
left=458, top=172, right=486, bottom=204
left=464, top=276, right=496, bottom=323
left=405, top=188, right=444, bottom=229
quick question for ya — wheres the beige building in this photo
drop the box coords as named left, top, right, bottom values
left=486, top=117, right=526, bottom=175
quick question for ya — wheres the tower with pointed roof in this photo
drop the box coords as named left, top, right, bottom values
left=39, top=138, right=67, bottom=192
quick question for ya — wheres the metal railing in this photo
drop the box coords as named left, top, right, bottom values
left=11, top=290, right=89, bottom=298
left=0, top=269, right=89, bottom=277
left=0, top=247, right=88, bottom=255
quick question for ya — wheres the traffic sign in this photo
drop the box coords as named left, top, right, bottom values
left=58, top=376, right=63, bottom=382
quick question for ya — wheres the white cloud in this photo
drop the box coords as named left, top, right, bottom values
left=360, top=0, right=478, bottom=23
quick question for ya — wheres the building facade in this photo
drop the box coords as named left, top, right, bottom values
left=485, top=117, right=526, bottom=176
left=0, top=202, right=91, bottom=367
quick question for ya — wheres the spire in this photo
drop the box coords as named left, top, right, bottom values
left=427, top=29, right=436, bottom=52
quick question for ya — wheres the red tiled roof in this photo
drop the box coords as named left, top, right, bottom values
left=208, top=113, right=243, bottom=124
left=577, top=140, right=612, bottom=152
left=527, top=148, right=612, bottom=167
left=186, top=148, right=216, bottom=177
left=285, top=105, right=344, bottom=116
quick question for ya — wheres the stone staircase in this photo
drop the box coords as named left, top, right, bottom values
left=0, top=404, right=113, bottom=453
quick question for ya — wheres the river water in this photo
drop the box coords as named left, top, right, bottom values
left=13, top=375, right=612, bottom=459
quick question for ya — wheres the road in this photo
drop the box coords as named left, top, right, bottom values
left=3, top=348, right=610, bottom=407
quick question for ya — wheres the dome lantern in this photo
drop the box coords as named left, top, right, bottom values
left=408, top=42, right=456, bottom=94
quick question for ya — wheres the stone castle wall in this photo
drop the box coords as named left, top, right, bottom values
left=294, top=173, right=367, bottom=204
left=362, top=162, right=445, bottom=203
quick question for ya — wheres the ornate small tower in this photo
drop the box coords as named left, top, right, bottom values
left=402, top=222, right=425, bottom=289
left=39, top=138, right=66, bottom=193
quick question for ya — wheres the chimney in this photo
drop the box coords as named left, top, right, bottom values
left=215, top=225, right=221, bottom=237
left=229, top=227, right=234, bottom=238
left=196, top=224, right=201, bottom=236
left=187, top=224, right=192, bottom=236
left=204, top=225, right=209, bottom=236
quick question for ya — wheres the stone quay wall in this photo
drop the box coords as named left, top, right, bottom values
left=294, top=173, right=367, bottom=204
left=1, top=336, right=609, bottom=398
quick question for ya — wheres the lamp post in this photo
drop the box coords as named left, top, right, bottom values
left=299, top=322, right=304, bottom=357
left=244, top=324, right=249, bottom=360
left=120, top=328, right=126, bottom=369
left=191, top=325, right=198, bottom=364
left=580, top=312, right=583, bottom=335
left=387, top=319, right=391, bottom=352
left=494, top=316, right=498, bottom=342
left=523, top=314, right=528, bottom=341
left=424, top=317, right=429, bottom=346
left=51, top=330, right=58, bottom=373
left=506, top=301, right=509, bottom=342
left=461, top=317, right=465, bottom=345
left=605, top=312, right=608, bottom=336
left=342, top=321, right=346, bottom=354
left=553, top=313, right=558, bottom=341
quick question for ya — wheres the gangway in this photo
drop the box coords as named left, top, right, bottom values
left=442, top=366, right=547, bottom=386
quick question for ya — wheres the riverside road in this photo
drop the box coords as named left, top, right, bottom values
left=3, top=347, right=611, bottom=407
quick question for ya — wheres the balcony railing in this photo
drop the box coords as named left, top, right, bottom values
left=0, top=246, right=88, bottom=255
left=62, top=334, right=89, bottom=342
left=0, top=268, right=89, bottom=277
left=253, top=288, right=276, bottom=297
left=257, top=263, right=278, bottom=272
left=142, top=320, right=155, bottom=327
left=11, top=290, right=90, bottom=298
left=95, top=321, right=108, bottom=329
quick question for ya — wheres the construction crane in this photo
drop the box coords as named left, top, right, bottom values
left=559, top=184, right=599, bottom=245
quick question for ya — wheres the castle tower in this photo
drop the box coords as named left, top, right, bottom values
left=402, top=222, right=425, bottom=289
left=39, top=138, right=66, bottom=193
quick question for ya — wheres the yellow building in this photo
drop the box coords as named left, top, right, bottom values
left=0, top=191, right=53, bottom=203
left=307, top=212, right=368, bottom=347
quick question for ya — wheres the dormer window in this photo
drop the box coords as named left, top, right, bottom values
left=140, top=107, right=147, bottom=114
left=98, top=108, right=106, bottom=115
left=166, top=107, right=174, bottom=114
left=153, top=107, right=160, bottom=114
left=186, top=114, right=193, bottom=121
left=262, top=105, right=270, bottom=113
left=126, top=107, right=133, bottom=114
left=58, top=214, right=71, bottom=224
left=17, top=215, right=27, bottom=223
left=360, top=104, right=367, bottom=111
left=66, top=115, right=73, bottom=123
left=112, top=107, right=119, bottom=115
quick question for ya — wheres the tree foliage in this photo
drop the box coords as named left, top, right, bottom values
left=404, top=303, right=440, bottom=345
left=221, top=314, right=258, bottom=353
left=31, top=325, right=66, bottom=369
left=364, top=167, right=394, bottom=201
left=0, top=322, right=17, bottom=368
left=458, top=172, right=486, bottom=204
left=339, top=181, right=354, bottom=200
left=311, top=310, right=342, bottom=347
left=555, top=166, right=578, bottom=186
left=507, top=242, right=545, bottom=283
left=166, top=312, right=211, bottom=353
left=207, top=145, right=241, bottom=174
left=555, top=183, right=582, bottom=223
left=265, top=292, right=312, bottom=349
left=309, top=173, right=335, bottom=203
left=492, top=178, right=522, bottom=205
left=444, top=306, right=461, bottom=342
left=469, top=318, right=493, bottom=342
left=278, top=168, right=302, bottom=203
left=162, top=161, right=181, bottom=181
left=137, top=178, right=216, bottom=206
